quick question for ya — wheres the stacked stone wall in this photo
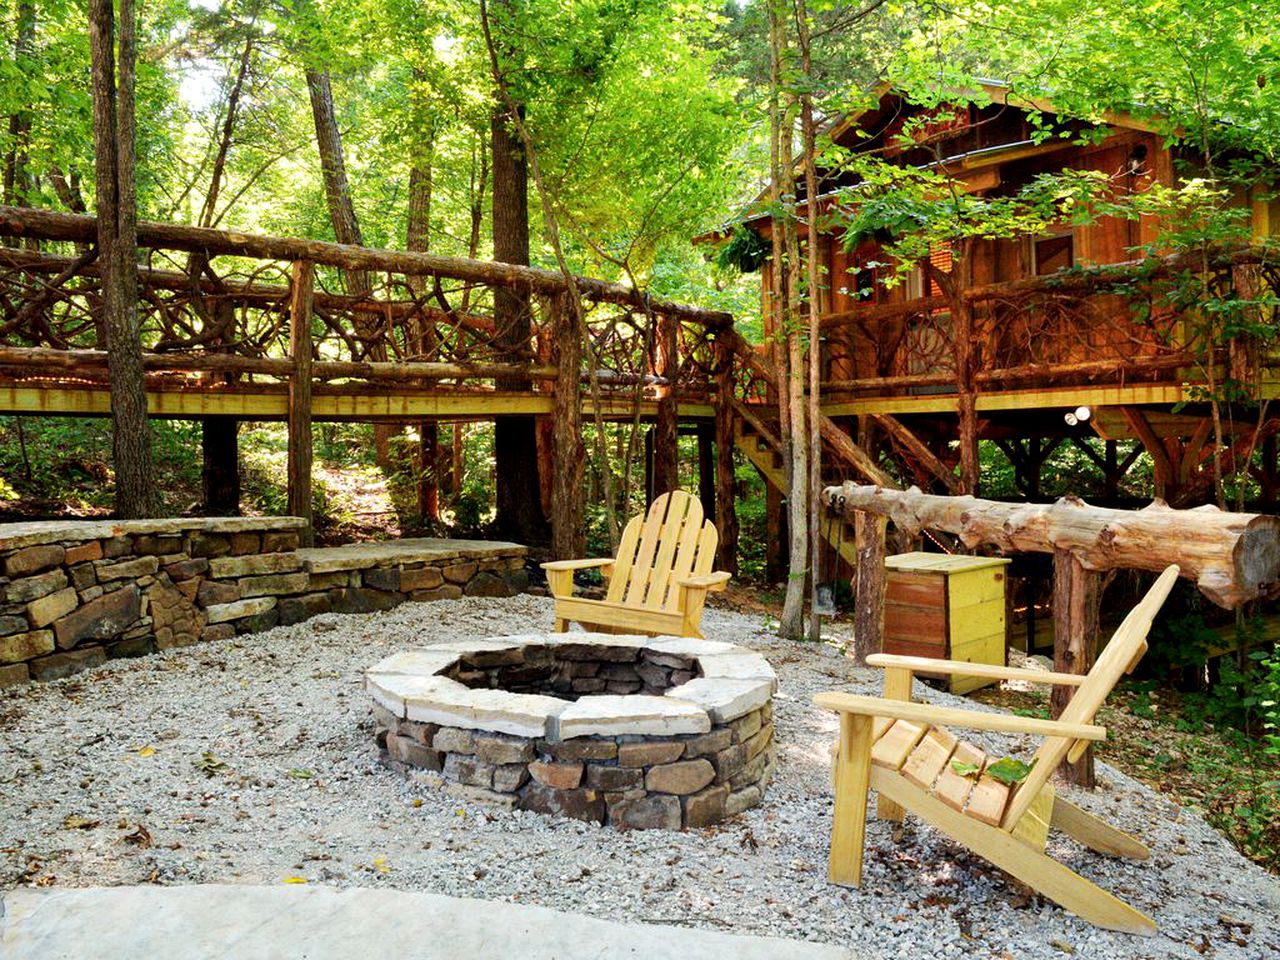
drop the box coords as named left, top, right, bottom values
left=0, top=521, right=528, bottom=686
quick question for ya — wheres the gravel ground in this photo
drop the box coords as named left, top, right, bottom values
left=2, top=595, right=1277, bottom=959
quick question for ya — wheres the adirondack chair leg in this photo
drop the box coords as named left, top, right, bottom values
left=554, top=618, right=568, bottom=632
left=872, top=769, right=1157, bottom=935
left=1010, top=783, right=1055, bottom=852
left=1051, top=796, right=1150, bottom=860
left=829, top=713, right=873, bottom=887
left=875, top=666, right=913, bottom=824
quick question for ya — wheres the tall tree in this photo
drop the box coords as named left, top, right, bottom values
left=88, top=0, right=155, bottom=518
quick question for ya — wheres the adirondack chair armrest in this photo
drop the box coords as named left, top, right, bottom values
left=540, top=558, right=615, bottom=599
left=865, top=654, right=1088, bottom=688
left=541, top=558, right=616, bottom=573
left=674, top=571, right=731, bottom=592
left=813, top=691, right=1106, bottom=741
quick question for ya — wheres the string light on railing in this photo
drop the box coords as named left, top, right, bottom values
left=1064, top=405, right=1091, bottom=427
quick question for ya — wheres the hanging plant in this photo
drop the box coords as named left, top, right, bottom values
left=716, top=224, right=771, bottom=274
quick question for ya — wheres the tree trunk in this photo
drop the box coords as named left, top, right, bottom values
left=490, top=84, right=548, bottom=545
left=853, top=511, right=887, bottom=664
left=1051, top=549, right=1100, bottom=786
left=550, top=293, right=584, bottom=559
left=714, top=334, right=739, bottom=576
left=3, top=0, right=36, bottom=230
left=822, top=483, right=1280, bottom=609
left=651, top=312, right=679, bottom=499
left=287, top=260, right=315, bottom=544
left=407, top=134, right=441, bottom=524
left=89, top=0, right=155, bottom=519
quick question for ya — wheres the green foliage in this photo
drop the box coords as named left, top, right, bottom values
left=716, top=225, right=771, bottom=273
left=985, top=756, right=1037, bottom=786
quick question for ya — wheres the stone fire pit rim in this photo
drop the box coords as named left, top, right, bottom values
left=365, top=632, right=777, bottom=742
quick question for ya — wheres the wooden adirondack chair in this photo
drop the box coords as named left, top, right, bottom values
left=541, top=490, right=730, bottom=638
left=815, top=564, right=1180, bottom=935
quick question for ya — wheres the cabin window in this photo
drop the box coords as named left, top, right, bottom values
left=926, top=242, right=952, bottom=297
left=1035, top=234, right=1073, bottom=275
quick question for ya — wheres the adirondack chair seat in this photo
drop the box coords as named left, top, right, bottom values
left=816, top=565, right=1180, bottom=935
left=542, top=491, right=730, bottom=639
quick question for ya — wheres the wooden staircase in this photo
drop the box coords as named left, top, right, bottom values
left=731, top=406, right=861, bottom=570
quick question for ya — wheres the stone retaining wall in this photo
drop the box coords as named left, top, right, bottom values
left=0, top=520, right=527, bottom=687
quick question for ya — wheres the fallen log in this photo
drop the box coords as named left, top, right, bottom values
left=822, top=483, right=1280, bottom=609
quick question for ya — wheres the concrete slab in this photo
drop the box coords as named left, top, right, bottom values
left=1, top=885, right=855, bottom=960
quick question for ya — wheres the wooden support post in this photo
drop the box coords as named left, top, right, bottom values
left=287, top=260, right=315, bottom=545
left=652, top=311, right=679, bottom=499
left=697, top=421, right=716, bottom=524
left=201, top=417, right=240, bottom=516
left=852, top=510, right=888, bottom=665
left=1052, top=548, right=1101, bottom=787
left=418, top=422, right=440, bottom=523
left=550, top=293, right=584, bottom=560
left=714, top=335, right=739, bottom=576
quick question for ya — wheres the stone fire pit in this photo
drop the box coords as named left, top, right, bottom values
left=366, top=634, right=776, bottom=829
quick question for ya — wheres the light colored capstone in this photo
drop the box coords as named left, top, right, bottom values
left=403, top=681, right=567, bottom=738
left=666, top=677, right=773, bottom=723
left=298, top=538, right=524, bottom=574
left=555, top=695, right=711, bottom=740
left=366, top=650, right=458, bottom=677
left=207, top=553, right=301, bottom=579
left=694, top=652, right=778, bottom=688
left=644, top=636, right=738, bottom=657
left=0, top=516, right=306, bottom=551
left=366, top=672, right=467, bottom=718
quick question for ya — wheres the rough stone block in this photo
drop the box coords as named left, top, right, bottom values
left=164, top=557, right=209, bottom=581
left=729, top=750, right=769, bottom=791
left=5, top=568, right=69, bottom=604
left=102, top=536, right=132, bottom=558
left=236, top=609, right=280, bottom=634
left=279, top=593, right=332, bottom=626
left=202, top=623, right=235, bottom=643
left=53, top=585, right=141, bottom=649
left=442, top=561, right=478, bottom=584
left=743, top=723, right=773, bottom=762
left=69, top=564, right=97, bottom=591
left=584, top=765, right=644, bottom=791
left=492, top=763, right=529, bottom=792
left=238, top=571, right=310, bottom=598
left=308, top=572, right=350, bottom=591
left=618, top=740, right=687, bottom=768
left=537, top=738, right=617, bottom=762
left=132, top=535, right=183, bottom=556
left=684, top=784, right=729, bottom=828
left=712, top=743, right=746, bottom=784
left=501, top=568, right=531, bottom=594
left=0, top=662, right=30, bottom=686
left=646, top=758, right=715, bottom=796
left=432, top=726, right=476, bottom=754
left=517, top=784, right=605, bottom=823
left=205, top=596, right=276, bottom=624
left=608, top=793, right=680, bottom=831
left=94, top=555, right=159, bottom=581
left=0, top=614, right=28, bottom=637
left=63, top=542, right=103, bottom=565
left=197, top=581, right=241, bottom=606
left=330, top=587, right=402, bottom=615
left=208, top=553, right=301, bottom=579
left=108, top=636, right=156, bottom=659
left=464, top=572, right=511, bottom=598
left=528, top=760, right=584, bottom=789
left=0, top=629, right=55, bottom=664
left=4, top=544, right=65, bottom=578
left=27, top=587, right=78, bottom=628
left=556, top=695, right=710, bottom=739
left=400, top=566, right=444, bottom=592
left=443, top=753, right=495, bottom=788
left=229, top=532, right=261, bottom=555
left=725, top=784, right=762, bottom=817
left=29, top=646, right=106, bottom=681
left=730, top=709, right=763, bottom=743
left=78, top=586, right=104, bottom=603
left=387, top=733, right=442, bottom=771
left=408, top=585, right=463, bottom=602
left=474, top=734, right=535, bottom=765
left=682, top=729, right=733, bottom=759
left=362, top=566, right=401, bottom=591
left=572, top=678, right=607, bottom=693
left=262, top=531, right=299, bottom=553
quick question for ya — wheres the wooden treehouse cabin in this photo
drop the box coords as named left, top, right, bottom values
left=729, top=82, right=1280, bottom=520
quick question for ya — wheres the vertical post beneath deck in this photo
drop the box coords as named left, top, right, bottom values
left=287, top=260, right=315, bottom=546
left=652, top=311, right=679, bottom=500
left=714, top=334, right=739, bottom=576
left=201, top=417, right=240, bottom=516
left=550, top=293, right=584, bottom=560
left=852, top=510, right=887, bottom=665
left=697, top=422, right=715, bottom=521
left=1051, top=548, right=1100, bottom=787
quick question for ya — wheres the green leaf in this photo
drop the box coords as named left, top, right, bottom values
left=950, top=760, right=981, bottom=778
left=986, top=757, right=1038, bottom=786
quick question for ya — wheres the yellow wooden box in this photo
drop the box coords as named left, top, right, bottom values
left=882, top=552, right=1011, bottom=694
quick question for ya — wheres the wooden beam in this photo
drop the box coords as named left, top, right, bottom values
left=852, top=511, right=888, bottom=664
left=714, top=335, right=739, bottom=576
left=287, top=261, right=315, bottom=545
left=820, top=383, right=1189, bottom=417
left=870, top=413, right=961, bottom=494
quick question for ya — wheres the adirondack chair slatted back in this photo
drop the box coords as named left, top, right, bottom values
left=606, top=491, right=718, bottom=611
left=1000, top=564, right=1180, bottom=830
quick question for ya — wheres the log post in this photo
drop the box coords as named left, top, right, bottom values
left=652, top=311, right=679, bottom=499
left=714, top=334, right=739, bottom=575
left=852, top=510, right=887, bottom=664
left=287, top=260, right=315, bottom=545
left=550, top=293, right=584, bottom=560
left=1051, top=548, right=1101, bottom=786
